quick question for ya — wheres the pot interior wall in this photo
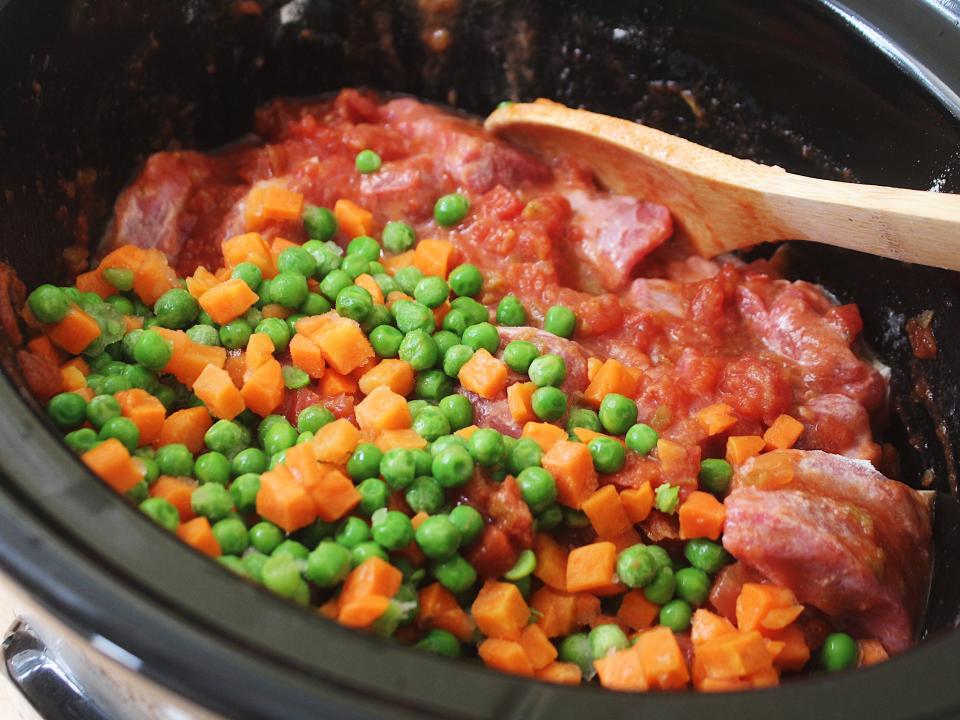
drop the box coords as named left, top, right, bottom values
left=0, top=0, right=959, bottom=643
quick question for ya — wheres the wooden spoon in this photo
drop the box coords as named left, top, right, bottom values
left=485, top=100, right=960, bottom=270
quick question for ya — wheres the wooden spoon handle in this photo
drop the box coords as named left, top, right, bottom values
left=486, top=102, right=960, bottom=270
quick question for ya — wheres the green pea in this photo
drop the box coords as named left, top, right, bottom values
left=434, top=193, right=469, bottom=226
left=516, top=466, right=557, bottom=513
left=335, top=516, right=371, bottom=549
left=247, top=521, right=283, bottom=555
left=559, top=633, right=594, bottom=677
left=303, top=205, right=338, bottom=242
left=407, top=400, right=432, bottom=418
left=414, top=276, right=450, bottom=309
left=268, top=271, right=308, bottom=309
left=219, top=318, right=252, bottom=349
left=300, top=292, right=331, bottom=317
left=212, top=517, right=248, bottom=555
left=495, top=294, right=526, bottom=326
left=405, top=476, right=445, bottom=514
left=351, top=541, right=389, bottom=568
left=296, top=405, right=334, bottom=435
left=125, top=480, right=149, bottom=504
left=154, top=288, right=199, bottom=329
left=371, top=508, right=415, bottom=551
left=431, top=445, right=475, bottom=489
left=626, top=423, right=658, bottom=455
left=318, top=268, right=352, bottom=302
left=644, top=566, right=676, bottom=605
left=154, top=443, right=193, bottom=477
left=98, top=416, right=139, bottom=453
left=356, top=478, right=389, bottom=517
left=231, top=447, right=267, bottom=476
left=415, top=629, right=461, bottom=657
left=441, top=308, right=467, bottom=336
left=303, top=240, right=343, bottom=279
left=646, top=545, right=674, bottom=571
left=133, top=330, right=173, bottom=371
left=430, top=435, right=466, bottom=456
left=369, top=325, right=403, bottom=358
left=293, top=518, right=336, bottom=548
left=27, top=284, right=69, bottom=323
left=654, top=483, right=680, bottom=514
left=154, top=384, right=177, bottom=411
left=440, top=344, right=472, bottom=378
left=820, top=633, right=858, bottom=672
left=415, top=370, right=455, bottom=402
left=276, top=247, right=316, bottom=279
left=531, top=386, right=567, bottom=422
left=359, top=304, right=393, bottom=335
left=65, top=427, right=99, bottom=453
left=438, top=393, right=473, bottom=430
left=306, top=541, right=352, bottom=587
left=262, top=419, right=298, bottom=457
left=231, top=262, right=263, bottom=291
left=461, top=323, right=498, bottom=355
left=598, top=393, right=638, bottom=435
left=449, top=296, right=487, bottom=325
left=242, top=552, right=269, bottom=583
left=447, top=264, right=482, bottom=298
left=617, top=544, right=657, bottom=588
left=186, top=324, right=220, bottom=346
left=503, top=549, right=537, bottom=581
left=217, top=556, right=249, bottom=577
left=373, top=273, right=400, bottom=297
left=355, top=149, right=382, bottom=173
left=659, top=599, right=692, bottom=632
left=684, top=538, right=731, bottom=574
left=120, top=363, right=155, bottom=392
left=86, top=394, right=121, bottom=429
left=589, top=624, right=630, bottom=660
left=230, top=472, right=261, bottom=512
left=253, top=318, right=289, bottom=353
left=394, top=267, right=423, bottom=296
left=272, top=539, right=309, bottom=561
left=432, top=330, right=459, bottom=358
left=101, top=375, right=132, bottom=394
left=282, top=365, right=310, bottom=390
left=340, top=254, right=370, bottom=280
left=464, top=429, right=503, bottom=468
left=139, top=497, right=180, bottom=531
left=380, top=448, right=416, bottom=490
left=205, top=420, right=243, bottom=454
left=103, top=267, right=135, bottom=292
left=536, top=504, right=563, bottom=532
left=432, top=553, right=476, bottom=593
left=261, top=554, right=305, bottom=598
left=503, top=340, right=540, bottom=374
left=382, top=221, right=416, bottom=253
left=567, top=408, right=602, bottom=436
left=191, top=482, right=233, bottom=521
left=400, top=330, right=439, bottom=372
left=448, top=504, right=484, bottom=545
left=506, top=437, right=543, bottom=475
left=347, top=443, right=384, bottom=481
left=544, top=305, right=576, bottom=338
left=587, top=436, right=626, bottom=474
left=528, top=354, right=566, bottom=388
left=699, top=458, right=733, bottom=496
left=393, top=300, right=435, bottom=334
left=106, top=294, right=135, bottom=315
left=675, top=567, right=711, bottom=606
left=138, top=456, right=160, bottom=484
left=195, top=451, right=231, bottom=485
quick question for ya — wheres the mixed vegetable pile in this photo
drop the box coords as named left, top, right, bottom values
left=23, top=154, right=863, bottom=691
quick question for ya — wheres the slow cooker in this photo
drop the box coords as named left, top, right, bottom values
left=1, top=1, right=959, bottom=718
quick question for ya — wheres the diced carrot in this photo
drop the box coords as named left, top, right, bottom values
left=763, top=414, right=804, bottom=450
left=656, top=438, right=692, bottom=478
left=418, top=583, right=477, bottom=642
left=453, top=424, right=479, bottom=440
left=581, top=485, right=632, bottom=540
left=523, top=422, right=570, bottom=454
left=637, top=626, right=690, bottom=689
left=313, top=418, right=361, bottom=464
left=531, top=587, right=578, bottom=638
left=587, top=357, right=603, bottom=381
left=349, top=356, right=377, bottom=383
left=478, top=639, right=534, bottom=677
left=735, top=583, right=803, bottom=633
left=311, top=466, right=362, bottom=522
left=536, top=661, right=582, bottom=686
left=385, top=290, right=413, bottom=308
left=696, top=403, right=739, bottom=436
left=594, top=645, right=648, bottom=691
left=741, top=450, right=796, bottom=489
left=354, top=386, right=412, bottom=432
left=541, top=440, right=597, bottom=509
left=152, top=328, right=227, bottom=387
left=131, top=249, right=179, bottom=305
left=256, top=464, right=316, bottom=533
left=318, top=596, right=340, bottom=619
left=340, top=556, right=403, bottom=607
left=507, top=382, right=537, bottom=424
left=618, top=591, right=660, bottom=631
left=620, top=483, right=654, bottom=523
left=224, top=353, right=247, bottom=389
left=338, top=595, right=391, bottom=628
left=357, top=359, right=415, bottom=397
left=60, top=364, right=86, bottom=392
left=458, top=348, right=508, bottom=399
left=198, top=278, right=259, bottom=325
left=156, top=407, right=212, bottom=454
left=62, top=356, right=90, bottom=376
left=27, top=336, right=61, bottom=365
left=75, top=269, right=115, bottom=298
left=381, top=250, right=415, bottom=274
left=48, top=305, right=101, bottom=354
left=244, top=332, right=275, bottom=377
left=123, top=315, right=144, bottom=332
left=289, top=334, right=326, bottom=379
left=376, top=428, right=428, bottom=452
left=261, top=303, right=292, bottom=319
left=765, top=625, right=810, bottom=671
left=334, top=199, right=375, bottom=239
left=185, top=266, right=220, bottom=300
left=571, top=427, right=625, bottom=447
left=413, top=239, right=455, bottom=278
left=583, top=359, right=637, bottom=408
left=533, top=533, right=568, bottom=591
left=244, top=184, right=304, bottom=230
left=192, top=364, right=245, bottom=420
left=241, top=358, right=284, bottom=416
left=222, top=233, right=276, bottom=279
left=354, top=273, right=384, bottom=305
left=678, top=491, right=726, bottom=540
left=746, top=665, right=780, bottom=688
left=176, top=517, right=221, bottom=557
left=574, top=594, right=602, bottom=626
left=857, top=638, right=888, bottom=668
left=694, top=630, right=773, bottom=681
left=269, top=236, right=298, bottom=257
left=565, top=541, right=616, bottom=593
left=432, top=301, right=451, bottom=330
left=519, top=624, right=557, bottom=671
left=81, top=438, right=143, bottom=493
left=315, top=317, right=375, bottom=375
left=471, top=580, right=530, bottom=641
left=149, top=476, right=197, bottom=521
left=318, top=368, right=358, bottom=397
left=726, top=435, right=765, bottom=465
left=115, top=388, right=166, bottom=445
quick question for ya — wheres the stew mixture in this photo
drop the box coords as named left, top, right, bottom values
left=7, top=89, right=933, bottom=691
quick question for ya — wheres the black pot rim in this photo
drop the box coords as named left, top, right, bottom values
left=1, top=1, right=959, bottom=719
